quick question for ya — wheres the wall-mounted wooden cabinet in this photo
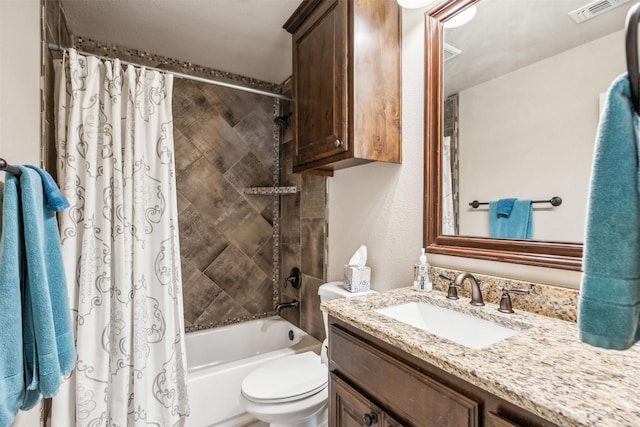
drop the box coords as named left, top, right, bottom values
left=283, top=0, right=401, bottom=175
left=328, top=317, right=559, bottom=427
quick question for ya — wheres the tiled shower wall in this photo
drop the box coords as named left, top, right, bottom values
left=173, top=80, right=278, bottom=329
left=41, top=4, right=328, bottom=340
left=42, top=0, right=72, bottom=174
left=278, top=92, right=328, bottom=342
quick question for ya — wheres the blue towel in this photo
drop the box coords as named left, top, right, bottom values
left=17, top=166, right=75, bottom=399
left=496, top=198, right=516, bottom=217
left=25, top=165, right=69, bottom=212
left=0, top=178, right=27, bottom=426
left=489, top=199, right=532, bottom=239
left=579, top=74, right=640, bottom=350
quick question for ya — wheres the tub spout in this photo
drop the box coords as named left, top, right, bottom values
left=275, top=299, right=299, bottom=313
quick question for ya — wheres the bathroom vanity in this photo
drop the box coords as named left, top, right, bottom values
left=324, top=288, right=640, bottom=426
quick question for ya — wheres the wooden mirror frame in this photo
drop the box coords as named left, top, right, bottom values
left=423, top=0, right=583, bottom=271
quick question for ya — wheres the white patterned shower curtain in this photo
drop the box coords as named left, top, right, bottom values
left=442, top=136, right=456, bottom=235
left=51, top=49, right=189, bottom=426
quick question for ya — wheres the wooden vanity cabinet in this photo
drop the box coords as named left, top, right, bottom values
left=331, top=373, right=403, bottom=427
left=283, top=0, right=401, bottom=175
left=328, top=317, right=559, bottom=427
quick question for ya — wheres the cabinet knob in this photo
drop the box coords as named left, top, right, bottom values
left=363, top=412, right=378, bottom=426
left=334, top=138, right=344, bottom=149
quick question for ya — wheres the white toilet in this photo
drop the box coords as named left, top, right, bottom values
left=239, top=281, right=376, bottom=427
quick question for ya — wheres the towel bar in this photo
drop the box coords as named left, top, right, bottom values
left=469, top=197, right=562, bottom=209
left=0, top=158, right=21, bottom=176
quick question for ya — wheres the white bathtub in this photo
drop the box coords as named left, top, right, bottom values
left=185, top=316, right=322, bottom=427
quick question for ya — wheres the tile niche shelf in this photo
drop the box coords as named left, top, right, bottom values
left=243, top=186, right=298, bottom=195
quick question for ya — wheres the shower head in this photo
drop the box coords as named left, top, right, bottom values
left=274, top=112, right=292, bottom=130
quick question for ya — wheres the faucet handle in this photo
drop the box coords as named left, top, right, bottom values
left=498, top=288, right=529, bottom=314
left=439, top=274, right=459, bottom=300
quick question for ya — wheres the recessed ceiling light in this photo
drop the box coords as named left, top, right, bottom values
left=396, top=0, right=439, bottom=10
left=444, top=5, right=477, bottom=28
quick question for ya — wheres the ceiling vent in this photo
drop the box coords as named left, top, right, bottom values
left=568, top=0, right=631, bottom=23
left=444, top=43, right=462, bottom=62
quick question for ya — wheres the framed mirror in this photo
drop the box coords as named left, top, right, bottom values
left=424, top=0, right=631, bottom=270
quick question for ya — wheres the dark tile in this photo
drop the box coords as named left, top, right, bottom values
left=176, top=157, right=240, bottom=225
left=278, top=282, right=300, bottom=327
left=214, top=198, right=272, bottom=258
left=173, top=128, right=202, bottom=175
left=178, top=206, right=228, bottom=271
left=45, top=0, right=60, bottom=44
left=260, top=202, right=274, bottom=225
left=279, top=263, right=301, bottom=328
left=172, top=80, right=210, bottom=130
left=300, top=274, right=326, bottom=342
left=204, top=86, right=271, bottom=128
left=301, top=175, right=326, bottom=219
left=280, top=191, right=300, bottom=244
left=60, top=8, right=72, bottom=47
left=176, top=190, right=191, bottom=216
left=253, top=238, right=274, bottom=278
left=242, top=276, right=275, bottom=314
left=280, top=243, right=301, bottom=285
left=204, top=245, right=269, bottom=307
left=233, top=110, right=276, bottom=171
left=195, top=291, right=251, bottom=326
left=181, top=114, right=249, bottom=174
left=181, top=257, right=225, bottom=325
left=301, top=218, right=326, bottom=279
left=223, top=152, right=273, bottom=213
left=279, top=141, right=301, bottom=188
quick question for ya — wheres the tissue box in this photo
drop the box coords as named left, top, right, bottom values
left=343, top=265, right=371, bottom=292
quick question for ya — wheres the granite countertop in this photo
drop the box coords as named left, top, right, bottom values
left=322, top=287, right=640, bottom=427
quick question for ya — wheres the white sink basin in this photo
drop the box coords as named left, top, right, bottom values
left=374, top=301, right=521, bottom=349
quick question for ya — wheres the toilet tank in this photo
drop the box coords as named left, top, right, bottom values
left=318, top=282, right=377, bottom=339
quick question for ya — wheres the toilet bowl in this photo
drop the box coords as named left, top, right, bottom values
left=240, top=282, right=377, bottom=427
left=240, top=352, right=328, bottom=427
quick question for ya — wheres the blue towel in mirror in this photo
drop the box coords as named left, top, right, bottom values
left=489, top=200, right=532, bottom=239
left=496, top=198, right=516, bottom=217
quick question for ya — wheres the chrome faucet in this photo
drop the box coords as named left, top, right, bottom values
left=275, top=299, right=299, bottom=313
left=453, top=272, right=485, bottom=306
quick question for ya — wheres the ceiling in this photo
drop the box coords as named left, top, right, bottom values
left=60, top=0, right=304, bottom=84
left=444, top=0, right=635, bottom=96
left=61, top=0, right=635, bottom=90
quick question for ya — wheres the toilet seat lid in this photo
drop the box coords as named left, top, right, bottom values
left=241, top=351, right=328, bottom=403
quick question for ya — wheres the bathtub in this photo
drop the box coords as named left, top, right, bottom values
left=185, top=316, right=322, bottom=427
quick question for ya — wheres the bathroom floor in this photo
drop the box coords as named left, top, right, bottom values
left=240, top=420, right=267, bottom=427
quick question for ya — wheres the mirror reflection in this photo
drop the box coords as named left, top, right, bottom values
left=441, top=0, right=632, bottom=242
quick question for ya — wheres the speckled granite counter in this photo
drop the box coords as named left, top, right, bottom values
left=322, top=287, right=640, bottom=427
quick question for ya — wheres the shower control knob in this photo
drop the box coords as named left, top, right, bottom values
left=334, top=138, right=344, bottom=149
left=363, top=412, right=378, bottom=426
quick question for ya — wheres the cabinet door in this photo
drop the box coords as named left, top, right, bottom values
left=486, top=412, right=522, bottom=427
left=331, top=373, right=384, bottom=427
left=291, top=0, right=348, bottom=169
left=330, top=325, right=480, bottom=427
left=382, top=413, right=405, bottom=427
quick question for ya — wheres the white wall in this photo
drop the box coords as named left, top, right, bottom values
left=457, top=30, right=624, bottom=242
left=0, top=1, right=45, bottom=425
left=0, top=0, right=41, bottom=167
left=327, top=7, right=426, bottom=291
left=328, top=6, right=585, bottom=290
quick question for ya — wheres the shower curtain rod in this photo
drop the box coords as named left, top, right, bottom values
left=47, top=43, right=292, bottom=101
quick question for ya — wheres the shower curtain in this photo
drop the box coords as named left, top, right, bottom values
left=442, top=136, right=456, bottom=235
left=51, top=49, right=189, bottom=426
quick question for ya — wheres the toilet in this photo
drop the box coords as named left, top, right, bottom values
left=240, top=281, right=376, bottom=427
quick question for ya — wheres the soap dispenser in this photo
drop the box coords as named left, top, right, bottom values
left=414, top=248, right=432, bottom=292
